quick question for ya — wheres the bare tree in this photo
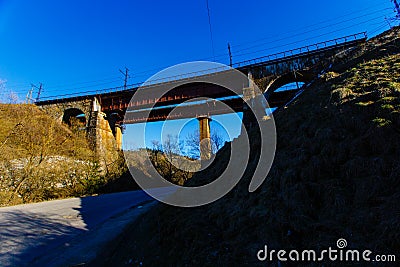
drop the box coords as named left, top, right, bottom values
left=0, top=80, right=21, bottom=104
left=162, top=134, right=181, bottom=181
left=185, top=132, right=201, bottom=159
left=7, top=91, right=20, bottom=104
left=211, top=130, right=225, bottom=153
left=186, top=130, right=225, bottom=159
left=151, top=140, right=162, bottom=152
left=147, top=135, right=198, bottom=185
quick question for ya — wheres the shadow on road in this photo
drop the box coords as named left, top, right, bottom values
left=0, top=188, right=174, bottom=266
left=0, top=209, right=84, bottom=267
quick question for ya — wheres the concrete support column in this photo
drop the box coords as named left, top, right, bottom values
left=242, top=70, right=257, bottom=130
left=198, top=116, right=211, bottom=160
left=242, top=69, right=267, bottom=130
left=87, top=103, right=121, bottom=171
left=115, top=124, right=123, bottom=150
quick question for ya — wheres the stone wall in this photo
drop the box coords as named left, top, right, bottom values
left=38, top=97, right=122, bottom=170
left=38, top=98, right=93, bottom=125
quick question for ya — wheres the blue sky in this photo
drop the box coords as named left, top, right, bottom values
left=0, top=0, right=395, bottom=150
left=0, top=0, right=394, bottom=96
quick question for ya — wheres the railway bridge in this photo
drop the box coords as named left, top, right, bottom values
left=36, top=33, right=366, bottom=162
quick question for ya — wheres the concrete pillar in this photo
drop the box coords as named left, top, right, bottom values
left=242, top=70, right=256, bottom=129
left=87, top=105, right=121, bottom=171
left=242, top=69, right=267, bottom=130
left=115, top=124, right=123, bottom=150
left=198, top=116, right=211, bottom=160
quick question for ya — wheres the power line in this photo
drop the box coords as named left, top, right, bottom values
left=50, top=8, right=394, bottom=85
left=232, top=14, right=391, bottom=59
left=2, top=82, right=30, bottom=88
left=0, top=87, right=31, bottom=94
left=180, top=6, right=391, bottom=64
left=5, top=74, right=122, bottom=90
left=184, top=4, right=390, bottom=61
left=369, top=21, right=390, bottom=36
left=40, top=78, right=123, bottom=94
left=47, top=75, right=121, bottom=88
left=206, top=0, right=215, bottom=60
left=231, top=8, right=391, bottom=55
left=230, top=3, right=390, bottom=49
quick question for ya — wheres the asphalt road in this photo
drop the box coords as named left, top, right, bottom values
left=0, top=188, right=174, bottom=267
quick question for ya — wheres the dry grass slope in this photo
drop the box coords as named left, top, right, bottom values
left=94, top=28, right=400, bottom=266
left=0, top=104, right=92, bottom=160
left=0, top=104, right=124, bottom=206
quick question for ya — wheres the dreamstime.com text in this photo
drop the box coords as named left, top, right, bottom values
left=257, top=238, right=396, bottom=263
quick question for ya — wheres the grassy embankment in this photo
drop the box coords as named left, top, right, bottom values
left=0, top=104, right=126, bottom=206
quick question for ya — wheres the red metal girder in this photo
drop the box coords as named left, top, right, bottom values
left=121, top=90, right=299, bottom=124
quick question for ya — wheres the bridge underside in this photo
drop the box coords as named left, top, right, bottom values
left=122, top=88, right=300, bottom=123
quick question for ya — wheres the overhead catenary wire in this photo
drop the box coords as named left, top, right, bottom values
left=206, top=0, right=215, bottom=61
left=194, top=4, right=391, bottom=60
left=163, top=3, right=390, bottom=62
left=0, top=78, right=123, bottom=96
left=232, top=13, right=392, bottom=59
left=4, top=74, right=122, bottom=90
left=177, top=7, right=392, bottom=63
left=44, top=78, right=123, bottom=93
left=230, top=3, right=390, bottom=49
left=79, top=6, right=394, bottom=81
left=231, top=8, right=391, bottom=54
left=369, top=22, right=391, bottom=36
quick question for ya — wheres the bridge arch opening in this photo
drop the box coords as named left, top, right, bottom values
left=62, top=108, right=86, bottom=129
left=265, top=71, right=310, bottom=94
left=275, top=82, right=305, bottom=92
left=261, top=72, right=310, bottom=111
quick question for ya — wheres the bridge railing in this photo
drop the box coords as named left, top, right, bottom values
left=36, top=32, right=367, bottom=103
left=233, top=32, right=367, bottom=68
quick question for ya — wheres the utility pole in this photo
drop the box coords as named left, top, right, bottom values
left=32, top=83, right=43, bottom=102
left=25, top=86, right=34, bottom=104
left=393, top=0, right=400, bottom=19
left=228, top=43, right=233, bottom=67
left=119, top=67, right=130, bottom=90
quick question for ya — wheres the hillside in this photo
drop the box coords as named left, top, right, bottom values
left=0, top=104, right=91, bottom=160
left=0, top=104, right=115, bottom=206
left=94, top=28, right=400, bottom=266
